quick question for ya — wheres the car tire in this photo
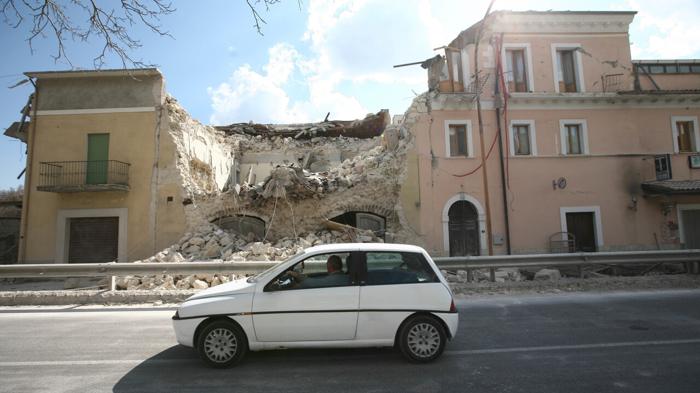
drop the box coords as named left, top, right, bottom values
left=398, top=315, right=446, bottom=363
left=196, top=320, right=248, bottom=368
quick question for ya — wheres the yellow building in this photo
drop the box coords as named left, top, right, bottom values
left=13, top=69, right=187, bottom=263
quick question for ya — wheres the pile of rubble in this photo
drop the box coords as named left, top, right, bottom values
left=237, top=143, right=400, bottom=202
left=442, top=267, right=563, bottom=283
left=116, top=223, right=383, bottom=290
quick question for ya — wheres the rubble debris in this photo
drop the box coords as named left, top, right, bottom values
left=115, top=93, right=432, bottom=291
left=215, top=110, right=390, bottom=140
left=116, top=222, right=384, bottom=290
left=534, top=269, right=562, bottom=281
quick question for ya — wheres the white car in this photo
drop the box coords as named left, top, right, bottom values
left=172, top=243, right=458, bottom=367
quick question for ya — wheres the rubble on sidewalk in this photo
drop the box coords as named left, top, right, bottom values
left=117, top=223, right=384, bottom=290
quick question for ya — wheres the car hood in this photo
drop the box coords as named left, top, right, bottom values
left=186, top=277, right=256, bottom=301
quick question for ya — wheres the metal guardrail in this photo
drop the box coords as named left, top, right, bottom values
left=0, top=250, right=698, bottom=288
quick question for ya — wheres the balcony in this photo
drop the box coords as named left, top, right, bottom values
left=37, top=160, right=130, bottom=192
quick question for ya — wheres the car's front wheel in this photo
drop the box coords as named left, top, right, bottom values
left=197, top=320, right=248, bottom=368
left=398, top=315, right=446, bottom=363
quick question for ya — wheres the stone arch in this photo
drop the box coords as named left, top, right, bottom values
left=209, top=209, right=269, bottom=241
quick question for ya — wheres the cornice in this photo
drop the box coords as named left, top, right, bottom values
left=487, top=13, right=635, bottom=35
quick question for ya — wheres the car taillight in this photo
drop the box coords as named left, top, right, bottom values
left=449, top=298, right=456, bottom=313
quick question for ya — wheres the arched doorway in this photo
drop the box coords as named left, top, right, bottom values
left=448, top=201, right=480, bottom=256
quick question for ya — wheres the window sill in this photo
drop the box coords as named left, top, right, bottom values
left=443, top=156, right=475, bottom=160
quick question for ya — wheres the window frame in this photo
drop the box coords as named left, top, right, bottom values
left=508, top=120, right=537, bottom=156
left=551, top=44, right=586, bottom=93
left=362, top=251, right=439, bottom=286
left=501, top=43, right=535, bottom=93
left=444, top=120, right=474, bottom=158
left=264, top=251, right=356, bottom=292
left=671, top=116, right=700, bottom=153
left=559, top=119, right=589, bottom=155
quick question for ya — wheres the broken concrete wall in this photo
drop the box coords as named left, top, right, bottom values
left=166, top=97, right=235, bottom=195
left=157, top=94, right=427, bottom=250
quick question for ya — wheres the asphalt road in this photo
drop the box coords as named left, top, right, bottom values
left=1, top=290, right=700, bottom=393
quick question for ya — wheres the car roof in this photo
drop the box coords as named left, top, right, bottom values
left=304, top=243, right=427, bottom=254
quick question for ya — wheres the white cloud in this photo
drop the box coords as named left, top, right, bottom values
left=624, top=0, right=700, bottom=59
left=209, top=0, right=700, bottom=125
left=208, top=41, right=366, bottom=124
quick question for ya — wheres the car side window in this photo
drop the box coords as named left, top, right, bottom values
left=266, top=252, right=352, bottom=291
left=365, top=252, right=439, bottom=286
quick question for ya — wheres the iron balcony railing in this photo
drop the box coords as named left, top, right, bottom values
left=38, top=160, right=131, bottom=192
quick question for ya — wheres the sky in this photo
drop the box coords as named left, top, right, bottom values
left=1, top=0, right=699, bottom=190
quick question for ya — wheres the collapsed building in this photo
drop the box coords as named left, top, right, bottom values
left=5, top=69, right=425, bottom=290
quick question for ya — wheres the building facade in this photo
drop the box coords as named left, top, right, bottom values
left=10, top=69, right=190, bottom=263
left=400, top=11, right=700, bottom=256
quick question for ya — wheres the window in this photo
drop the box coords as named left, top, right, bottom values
left=677, top=121, right=694, bottom=152
left=445, top=120, right=473, bottom=157
left=506, top=49, right=528, bottom=92
left=268, top=252, right=353, bottom=291
left=558, top=50, right=578, bottom=92
left=654, top=154, right=672, bottom=181
left=637, top=63, right=700, bottom=74
left=552, top=44, right=584, bottom=93
left=509, top=121, right=537, bottom=156
left=365, top=252, right=438, bottom=285
left=565, top=124, right=582, bottom=154
left=559, top=120, right=588, bottom=155
left=671, top=116, right=700, bottom=153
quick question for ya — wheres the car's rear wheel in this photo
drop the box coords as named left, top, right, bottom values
left=197, top=320, right=248, bottom=368
left=398, top=315, right=446, bottom=363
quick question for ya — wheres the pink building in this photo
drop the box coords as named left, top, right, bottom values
left=401, top=11, right=700, bottom=256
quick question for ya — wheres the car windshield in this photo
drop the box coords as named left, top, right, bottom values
left=247, top=251, right=305, bottom=283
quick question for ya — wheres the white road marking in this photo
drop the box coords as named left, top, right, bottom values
left=1, top=338, right=699, bottom=367
left=445, top=338, right=700, bottom=356
left=0, top=359, right=192, bottom=367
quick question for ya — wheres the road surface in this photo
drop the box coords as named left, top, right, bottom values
left=1, top=290, right=699, bottom=392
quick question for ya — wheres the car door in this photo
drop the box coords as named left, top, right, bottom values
left=252, top=251, right=360, bottom=342
left=356, top=251, right=447, bottom=340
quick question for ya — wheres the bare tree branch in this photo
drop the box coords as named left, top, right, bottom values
left=1, top=0, right=175, bottom=69
left=2, top=0, right=300, bottom=68
left=245, top=0, right=301, bottom=35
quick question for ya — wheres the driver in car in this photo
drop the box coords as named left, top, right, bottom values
left=287, top=255, right=348, bottom=288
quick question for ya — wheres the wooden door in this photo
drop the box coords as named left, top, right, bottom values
left=681, top=210, right=700, bottom=249
left=87, top=134, right=109, bottom=184
left=448, top=201, right=480, bottom=256
left=566, top=212, right=596, bottom=252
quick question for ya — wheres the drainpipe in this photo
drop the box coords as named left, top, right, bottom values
left=18, top=78, right=38, bottom=263
left=494, top=68, right=512, bottom=255
left=473, top=0, right=496, bottom=256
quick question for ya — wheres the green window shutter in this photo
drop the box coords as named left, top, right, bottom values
left=87, top=134, right=109, bottom=184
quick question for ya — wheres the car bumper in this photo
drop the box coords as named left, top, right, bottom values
left=172, top=312, right=205, bottom=348
left=435, top=312, right=459, bottom=339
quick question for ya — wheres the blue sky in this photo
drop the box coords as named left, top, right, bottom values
left=1, top=0, right=699, bottom=190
